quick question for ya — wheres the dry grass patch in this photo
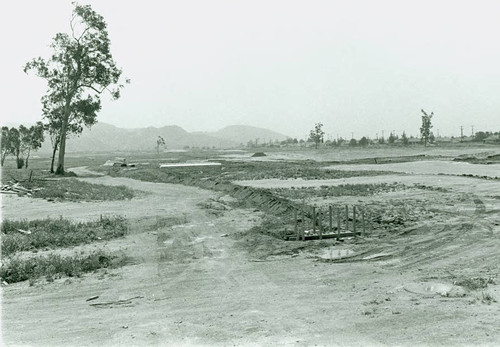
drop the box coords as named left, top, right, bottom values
left=1, top=250, right=131, bottom=284
left=1, top=216, right=128, bottom=256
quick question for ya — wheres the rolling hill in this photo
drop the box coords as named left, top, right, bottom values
left=194, top=125, right=289, bottom=147
left=38, top=123, right=289, bottom=153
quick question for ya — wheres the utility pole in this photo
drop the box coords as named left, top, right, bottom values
left=471, top=125, right=474, bottom=137
left=460, top=126, right=464, bottom=141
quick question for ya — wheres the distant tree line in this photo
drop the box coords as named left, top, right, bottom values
left=267, top=111, right=498, bottom=150
left=472, top=131, right=499, bottom=142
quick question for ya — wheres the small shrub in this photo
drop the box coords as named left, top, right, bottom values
left=455, top=277, right=491, bottom=291
left=482, top=292, right=497, bottom=304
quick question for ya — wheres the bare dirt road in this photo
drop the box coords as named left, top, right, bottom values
left=2, top=171, right=500, bottom=346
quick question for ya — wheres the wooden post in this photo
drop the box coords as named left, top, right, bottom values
left=294, top=209, right=298, bottom=240
left=312, top=207, right=316, bottom=235
left=336, top=208, right=341, bottom=241
left=318, top=209, right=323, bottom=240
left=301, top=207, right=306, bottom=241
left=362, top=208, right=366, bottom=237
left=353, top=206, right=357, bottom=235
left=345, top=205, right=349, bottom=232
left=329, top=205, right=333, bottom=234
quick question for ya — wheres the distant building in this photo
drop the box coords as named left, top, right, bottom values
left=484, top=134, right=500, bottom=144
left=436, top=137, right=452, bottom=144
left=408, top=137, right=420, bottom=145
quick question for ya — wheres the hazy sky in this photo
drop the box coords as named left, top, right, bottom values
left=2, top=0, right=499, bottom=139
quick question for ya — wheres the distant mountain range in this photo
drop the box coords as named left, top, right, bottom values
left=37, top=122, right=289, bottom=153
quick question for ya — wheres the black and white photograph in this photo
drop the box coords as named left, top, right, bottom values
left=1, top=0, right=500, bottom=346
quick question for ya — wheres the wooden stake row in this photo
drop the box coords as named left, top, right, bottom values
left=294, top=205, right=366, bottom=241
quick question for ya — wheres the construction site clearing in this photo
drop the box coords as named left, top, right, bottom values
left=1, top=147, right=500, bottom=346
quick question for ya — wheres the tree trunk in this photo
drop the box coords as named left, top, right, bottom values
left=55, top=102, right=71, bottom=175
left=25, top=148, right=31, bottom=169
left=1, top=151, right=7, bottom=166
left=50, top=139, right=59, bottom=173
left=55, top=125, right=68, bottom=175
left=16, top=155, right=23, bottom=169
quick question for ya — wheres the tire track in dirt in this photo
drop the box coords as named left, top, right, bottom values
left=473, top=196, right=486, bottom=215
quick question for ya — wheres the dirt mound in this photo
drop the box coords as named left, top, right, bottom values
left=252, top=152, right=267, bottom=157
left=454, top=152, right=500, bottom=164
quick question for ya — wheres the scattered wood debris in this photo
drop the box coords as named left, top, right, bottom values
left=1, top=182, right=41, bottom=196
left=89, top=296, right=144, bottom=308
left=103, top=158, right=138, bottom=168
left=103, top=157, right=127, bottom=167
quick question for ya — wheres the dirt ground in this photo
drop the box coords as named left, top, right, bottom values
left=324, top=161, right=500, bottom=178
left=220, top=146, right=500, bottom=163
left=2, top=162, right=500, bottom=346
